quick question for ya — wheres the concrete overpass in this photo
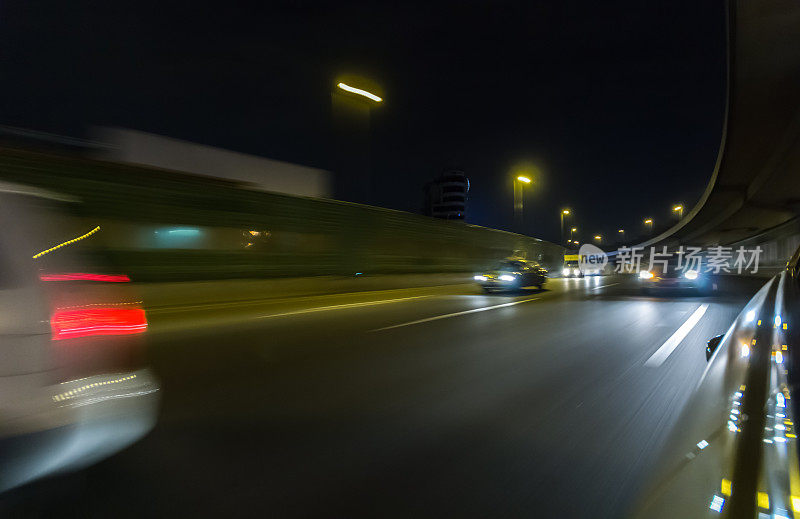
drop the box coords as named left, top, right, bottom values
left=639, top=0, right=800, bottom=254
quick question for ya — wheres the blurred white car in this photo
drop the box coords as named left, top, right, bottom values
left=0, top=183, right=159, bottom=493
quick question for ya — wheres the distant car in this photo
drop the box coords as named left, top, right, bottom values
left=562, top=259, right=583, bottom=277
left=474, top=259, right=547, bottom=293
left=637, top=255, right=710, bottom=293
left=0, top=183, right=159, bottom=493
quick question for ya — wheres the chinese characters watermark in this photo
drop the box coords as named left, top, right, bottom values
left=614, top=246, right=762, bottom=274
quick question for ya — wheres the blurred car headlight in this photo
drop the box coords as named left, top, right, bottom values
left=639, top=270, right=654, bottom=279
left=562, top=268, right=569, bottom=276
left=474, top=275, right=487, bottom=282
left=684, top=270, right=698, bottom=280
left=499, top=275, right=515, bottom=282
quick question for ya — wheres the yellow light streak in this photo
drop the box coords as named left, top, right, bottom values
left=32, top=226, right=101, bottom=259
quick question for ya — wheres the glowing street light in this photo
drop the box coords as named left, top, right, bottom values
left=337, top=82, right=382, bottom=102
left=672, top=204, right=684, bottom=219
left=644, top=218, right=653, bottom=234
left=332, top=76, right=384, bottom=204
left=560, top=209, right=571, bottom=245
left=513, top=175, right=533, bottom=231
left=594, top=235, right=602, bottom=243
left=570, top=227, right=577, bottom=240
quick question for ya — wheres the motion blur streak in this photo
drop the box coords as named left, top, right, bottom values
left=50, top=308, right=148, bottom=340
left=371, top=296, right=540, bottom=331
left=257, top=295, right=433, bottom=319
left=592, top=282, right=619, bottom=290
left=39, top=273, right=131, bottom=282
left=31, top=226, right=100, bottom=259
left=52, top=374, right=138, bottom=402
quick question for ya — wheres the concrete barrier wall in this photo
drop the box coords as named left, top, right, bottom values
left=726, top=217, right=800, bottom=277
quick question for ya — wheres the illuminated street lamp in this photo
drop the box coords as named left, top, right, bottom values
left=618, top=229, right=625, bottom=243
left=332, top=76, right=383, bottom=204
left=560, top=209, right=571, bottom=245
left=594, top=235, right=602, bottom=244
left=644, top=218, right=653, bottom=234
left=336, top=82, right=382, bottom=103
left=672, top=204, right=684, bottom=219
left=513, top=175, right=532, bottom=231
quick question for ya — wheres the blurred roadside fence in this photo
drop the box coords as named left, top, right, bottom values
left=0, top=147, right=564, bottom=282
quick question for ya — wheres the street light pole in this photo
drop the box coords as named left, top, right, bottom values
left=571, top=227, right=577, bottom=241
left=594, top=235, right=602, bottom=244
left=672, top=204, right=684, bottom=219
left=618, top=229, right=625, bottom=243
left=332, top=77, right=383, bottom=204
left=560, top=209, right=570, bottom=245
left=644, top=218, right=653, bottom=235
left=513, top=176, right=531, bottom=232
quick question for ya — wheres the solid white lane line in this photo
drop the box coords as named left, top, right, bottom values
left=644, top=304, right=709, bottom=367
left=371, top=297, right=540, bottom=331
left=257, top=295, right=432, bottom=319
left=592, top=282, right=619, bottom=290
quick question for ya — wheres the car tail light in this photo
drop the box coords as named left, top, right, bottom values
left=40, top=273, right=131, bottom=282
left=51, top=307, right=148, bottom=340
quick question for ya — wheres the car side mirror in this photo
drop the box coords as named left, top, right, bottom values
left=706, top=334, right=724, bottom=361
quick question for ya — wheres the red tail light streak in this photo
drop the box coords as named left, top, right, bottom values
left=51, top=307, right=148, bottom=340
left=40, top=273, right=131, bottom=282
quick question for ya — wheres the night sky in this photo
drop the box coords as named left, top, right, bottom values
left=0, top=1, right=726, bottom=243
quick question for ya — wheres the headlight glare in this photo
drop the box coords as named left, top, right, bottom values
left=639, top=270, right=654, bottom=279
left=474, top=275, right=487, bottom=282
left=499, top=275, right=515, bottom=282
left=684, top=270, right=698, bottom=280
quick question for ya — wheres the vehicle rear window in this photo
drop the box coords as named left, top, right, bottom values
left=494, top=261, right=525, bottom=270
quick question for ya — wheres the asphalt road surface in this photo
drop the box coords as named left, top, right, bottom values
left=1, top=275, right=765, bottom=518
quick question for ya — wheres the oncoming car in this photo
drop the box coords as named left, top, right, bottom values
left=562, top=259, right=582, bottom=277
left=637, top=255, right=711, bottom=294
left=474, top=259, right=547, bottom=293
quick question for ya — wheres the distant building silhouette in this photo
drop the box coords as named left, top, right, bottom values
left=424, top=170, right=469, bottom=221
